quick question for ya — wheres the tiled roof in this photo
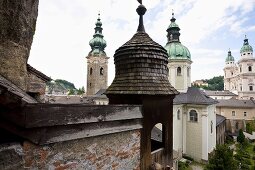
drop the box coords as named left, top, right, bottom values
left=216, top=114, right=226, bottom=126
left=174, top=87, right=218, bottom=105
left=0, top=75, right=37, bottom=103
left=204, top=90, right=237, bottom=96
left=27, top=64, right=52, bottom=82
left=217, top=98, right=255, bottom=108
left=105, top=32, right=178, bottom=96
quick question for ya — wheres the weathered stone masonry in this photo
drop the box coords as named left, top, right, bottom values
left=0, top=130, right=140, bottom=170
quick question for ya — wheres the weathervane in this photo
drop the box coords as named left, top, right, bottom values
left=136, top=0, right=146, bottom=32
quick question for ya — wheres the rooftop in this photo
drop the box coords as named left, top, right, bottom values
left=174, top=87, right=218, bottom=105
left=204, top=90, right=237, bottom=96
left=217, top=98, right=255, bottom=108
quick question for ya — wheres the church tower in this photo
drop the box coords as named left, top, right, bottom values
left=237, top=36, right=255, bottom=99
left=224, top=49, right=237, bottom=92
left=164, top=12, right=192, bottom=93
left=86, top=14, right=109, bottom=95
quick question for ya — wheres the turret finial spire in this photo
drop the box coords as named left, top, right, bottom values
left=136, top=0, right=147, bottom=32
left=172, top=9, right=174, bottom=18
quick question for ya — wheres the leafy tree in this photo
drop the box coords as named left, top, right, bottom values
left=237, top=129, right=245, bottom=144
left=77, top=86, right=85, bottom=95
left=192, top=76, right=224, bottom=91
left=68, top=88, right=75, bottom=95
left=246, top=120, right=255, bottom=134
left=205, top=144, right=237, bottom=170
left=55, top=79, right=76, bottom=90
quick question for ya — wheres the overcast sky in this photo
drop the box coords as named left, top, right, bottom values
left=29, top=0, right=255, bottom=89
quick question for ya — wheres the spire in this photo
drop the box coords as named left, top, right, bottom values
left=243, top=34, right=249, bottom=45
left=240, top=34, right=253, bottom=53
left=166, top=10, right=180, bottom=43
left=226, top=48, right=235, bottom=62
left=89, top=13, right=107, bottom=55
left=136, top=0, right=147, bottom=32
left=171, top=9, right=176, bottom=23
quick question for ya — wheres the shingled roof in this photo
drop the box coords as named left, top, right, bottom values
left=105, top=4, right=178, bottom=96
left=174, top=87, right=218, bottom=105
left=204, top=90, right=237, bottom=96
left=217, top=98, right=255, bottom=108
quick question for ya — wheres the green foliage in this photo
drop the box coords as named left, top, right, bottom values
left=68, top=88, right=75, bottom=95
left=205, top=144, right=237, bottom=170
left=178, top=161, right=190, bottom=170
left=192, top=76, right=224, bottom=91
left=235, top=141, right=253, bottom=170
left=225, top=135, right=234, bottom=144
left=237, top=129, right=245, bottom=144
left=246, top=120, right=255, bottom=134
left=77, top=86, right=85, bottom=95
left=55, top=79, right=76, bottom=90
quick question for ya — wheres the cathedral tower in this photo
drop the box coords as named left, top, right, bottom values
left=237, top=36, right=255, bottom=99
left=164, top=12, right=192, bottom=93
left=224, top=49, right=237, bottom=92
left=86, top=14, right=109, bottom=95
left=223, top=36, right=255, bottom=99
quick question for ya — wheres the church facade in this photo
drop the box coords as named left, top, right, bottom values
left=165, top=13, right=217, bottom=162
left=224, top=36, right=255, bottom=100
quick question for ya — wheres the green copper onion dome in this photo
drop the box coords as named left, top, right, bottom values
left=240, top=35, right=253, bottom=53
left=89, top=13, right=107, bottom=55
left=225, top=49, right=235, bottom=62
left=164, top=12, right=191, bottom=60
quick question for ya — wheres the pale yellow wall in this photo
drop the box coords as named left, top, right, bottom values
left=217, top=107, right=255, bottom=120
left=186, top=107, right=203, bottom=161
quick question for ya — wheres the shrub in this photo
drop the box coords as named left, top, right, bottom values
left=183, top=155, right=194, bottom=161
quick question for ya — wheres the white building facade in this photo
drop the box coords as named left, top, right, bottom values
left=224, top=36, right=255, bottom=100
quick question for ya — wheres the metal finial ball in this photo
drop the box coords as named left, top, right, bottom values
left=136, top=4, right=147, bottom=16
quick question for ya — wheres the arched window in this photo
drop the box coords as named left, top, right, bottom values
left=100, top=67, right=104, bottom=75
left=177, top=67, right=181, bottom=76
left=177, top=110, right=180, bottom=120
left=187, top=68, right=190, bottom=77
left=90, top=68, right=93, bottom=75
left=151, top=123, right=165, bottom=152
left=189, top=110, right=198, bottom=122
left=89, top=83, right=92, bottom=87
left=248, top=66, right=252, bottom=72
left=240, top=66, right=242, bottom=73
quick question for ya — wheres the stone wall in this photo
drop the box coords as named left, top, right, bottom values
left=0, top=0, right=39, bottom=90
left=0, top=130, right=140, bottom=170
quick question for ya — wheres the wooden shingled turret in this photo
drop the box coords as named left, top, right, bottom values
left=105, top=3, right=178, bottom=102
left=105, top=1, right=179, bottom=169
